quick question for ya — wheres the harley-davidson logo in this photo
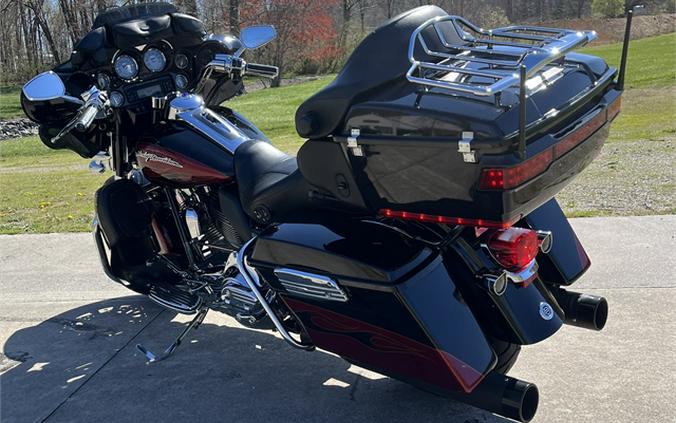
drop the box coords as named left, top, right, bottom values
left=137, top=150, right=184, bottom=168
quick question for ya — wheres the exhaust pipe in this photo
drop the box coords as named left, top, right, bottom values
left=450, top=373, right=539, bottom=422
left=552, top=288, right=608, bottom=331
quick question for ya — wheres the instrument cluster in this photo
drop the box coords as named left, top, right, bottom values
left=96, top=39, right=227, bottom=111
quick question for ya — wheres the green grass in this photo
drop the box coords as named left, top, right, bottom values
left=582, top=32, right=676, bottom=88
left=0, top=34, right=674, bottom=234
left=0, top=86, right=22, bottom=120
left=0, top=137, right=107, bottom=233
left=229, top=76, right=333, bottom=153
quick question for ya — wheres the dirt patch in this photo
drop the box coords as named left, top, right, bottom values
left=536, top=13, right=675, bottom=44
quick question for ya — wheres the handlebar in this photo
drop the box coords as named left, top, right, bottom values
left=245, top=63, right=279, bottom=79
left=50, top=87, right=108, bottom=144
left=75, top=103, right=100, bottom=132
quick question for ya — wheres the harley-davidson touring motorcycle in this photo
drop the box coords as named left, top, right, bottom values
left=21, top=3, right=640, bottom=421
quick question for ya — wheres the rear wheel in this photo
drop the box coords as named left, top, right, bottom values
left=492, top=338, right=521, bottom=374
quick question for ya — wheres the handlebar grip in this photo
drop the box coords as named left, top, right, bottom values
left=245, top=63, right=279, bottom=79
left=75, top=104, right=99, bottom=132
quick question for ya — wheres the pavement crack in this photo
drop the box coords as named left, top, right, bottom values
left=39, top=309, right=165, bottom=422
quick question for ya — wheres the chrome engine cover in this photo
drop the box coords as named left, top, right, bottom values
left=217, top=273, right=267, bottom=326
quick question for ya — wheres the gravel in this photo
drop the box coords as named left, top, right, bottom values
left=0, top=118, right=38, bottom=141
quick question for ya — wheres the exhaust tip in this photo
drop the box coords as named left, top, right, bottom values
left=554, top=289, right=609, bottom=331
left=519, top=384, right=539, bottom=422
left=575, top=294, right=609, bottom=331
left=502, top=379, right=539, bottom=422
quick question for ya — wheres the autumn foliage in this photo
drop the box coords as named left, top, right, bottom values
left=240, top=0, right=341, bottom=79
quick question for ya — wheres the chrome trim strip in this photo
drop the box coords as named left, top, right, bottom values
left=274, top=268, right=348, bottom=302
left=173, top=104, right=252, bottom=154
left=504, top=260, right=539, bottom=284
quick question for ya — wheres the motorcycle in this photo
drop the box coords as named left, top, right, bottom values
left=21, top=3, right=640, bottom=421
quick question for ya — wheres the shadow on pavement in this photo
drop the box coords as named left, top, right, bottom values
left=2, top=296, right=508, bottom=423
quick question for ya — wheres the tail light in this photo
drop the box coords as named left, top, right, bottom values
left=380, top=208, right=517, bottom=229
left=486, top=227, right=540, bottom=272
left=480, top=95, right=621, bottom=191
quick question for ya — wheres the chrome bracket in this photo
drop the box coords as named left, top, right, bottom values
left=346, top=128, right=364, bottom=157
left=458, top=131, right=476, bottom=163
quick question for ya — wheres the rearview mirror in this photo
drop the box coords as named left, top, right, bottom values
left=22, top=71, right=67, bottom=102
left=240, top=25, right=277, bottom=50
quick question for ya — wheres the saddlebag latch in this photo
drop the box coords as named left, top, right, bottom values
left=458, top=131, right=477, bottom=163
left=346, top=128, right=364, bottom=157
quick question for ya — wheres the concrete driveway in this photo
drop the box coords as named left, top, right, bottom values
left=1, top=215, right=675, bottom=423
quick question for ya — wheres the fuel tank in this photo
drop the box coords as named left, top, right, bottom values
left=136, top=108, right=267, bottom=187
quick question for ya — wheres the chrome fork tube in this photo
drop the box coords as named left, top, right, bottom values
left=234, top=237, right=314, bottom=351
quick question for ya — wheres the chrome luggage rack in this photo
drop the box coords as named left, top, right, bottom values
left=407, top=15, right=598, bottom=98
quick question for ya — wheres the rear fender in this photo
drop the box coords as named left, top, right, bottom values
left=524, top=198, right=591, bottom=286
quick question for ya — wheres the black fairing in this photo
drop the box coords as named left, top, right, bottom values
left=295, top=5, right=451, bottom=139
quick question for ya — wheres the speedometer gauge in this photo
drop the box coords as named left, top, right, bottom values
left=114, top=55, right=138, bottom=80
left=144, top=48, right=166, bottom=72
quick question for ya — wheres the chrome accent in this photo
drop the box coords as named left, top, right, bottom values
left=136, top=307, right=208, bottom=363
left=22, top=71, right=84, bottom=105
left=185, top=208, right=201, bottom=238
left=232, top=238, right=315, bottom=350
left=406, top=15, right=597, bottom=97
left=274, top=269, right=348, bottom=302
left=167, top=94, right=252, bottom=154
left=458, top=131, right=476, bottom=163
left=503, top=260, right=539, bottom=284
left=148, top=284, right=203, bottom=314
left=22, top=71, right=66, bottom=101
left=536, top=230, right=553, bottom=254
left=89, top=151, right=111, bottom=174
left=539, top=301, right=554, bottom=321
left=239, top=25, right=277, bottom=50
left=483, top=272, right=508, bottom=296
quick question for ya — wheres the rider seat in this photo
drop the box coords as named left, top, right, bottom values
left=234, top=141, right=309, bottom=224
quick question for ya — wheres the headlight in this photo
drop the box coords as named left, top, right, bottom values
left=114, top=55, right=138, bottom=80
left=144, top=48, right=166, bottom=72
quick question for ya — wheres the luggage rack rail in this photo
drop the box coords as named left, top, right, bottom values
left=406, top=15, right=598, bottom=98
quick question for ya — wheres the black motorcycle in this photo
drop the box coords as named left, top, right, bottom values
left=21, top=4, right=639, bottom=421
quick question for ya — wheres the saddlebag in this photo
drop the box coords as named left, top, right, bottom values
left=249, top=220, right=497, bottom=394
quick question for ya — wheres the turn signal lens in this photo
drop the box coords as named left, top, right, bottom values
left=486, top=227, right=539, bottom=271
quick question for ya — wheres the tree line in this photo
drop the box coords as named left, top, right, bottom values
left=0, top=0, right=673, bottom=84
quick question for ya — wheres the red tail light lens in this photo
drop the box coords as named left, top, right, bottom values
left=480, top=148, right=553, bottom=190
left=486, top=227, right=539, bottom=271
left=380, top=209, right=516, bottom=229
left=480, top=95, right=621, bottom=191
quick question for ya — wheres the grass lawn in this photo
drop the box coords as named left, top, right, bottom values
left=0, top=86, right=22, bottom=120
left=0, top=33, right=674, bottom=234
